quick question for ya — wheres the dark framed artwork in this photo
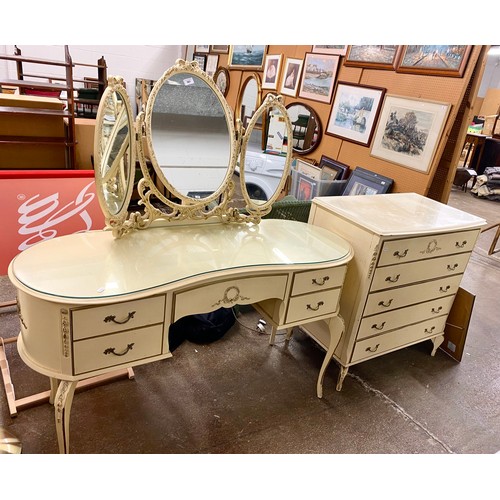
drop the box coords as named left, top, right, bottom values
left=344, top=45, right=401, bottom=70
left=342, top=166, right=393, bottom=196
left=193, top=53, right=207, bottom=71
left=214, top=67, right=230, bottom=97
left=318, top=155, right=350, bottom=181
left=298, top=52, right=339, bottom=104
left=326, top=82, right=386, bottom=146
left=294, top=172, right=318, bottom=200
left=228, top=45, right=267, bottom=70
left=396, top=45, right=472, bottom=77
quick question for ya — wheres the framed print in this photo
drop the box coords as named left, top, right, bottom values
left=295, top=158, right=321, bottom=179
left=326, top=82, right=386, bottom=146
left=193, top=53, right=207, bottom=71
left=298, top=53, right=339, bottom=104
left=313, top=45, right=348, bottom=56
left=396, top=45, right=472, bottom=77
left=280, top=57, right=303, bottom=97
left=228, top=45, right=267, bottom=70
left=210, top=45, right=229, bottom=54
left=294, top=172, right=318, bottom=200
left=262, top=54, right=283, bottom=90
left=371, top=95, right=451, bottom=174
left=345, top=45, right=401, bottom=70
left=205, top=54, right=219, bottom=78
left=342, top=166, right=393, bottom=196
left=214, top=67, right=230, bottom=97
left=195, top=45, right=210, bottom=53
left=318, top=155, right=350, bottom=181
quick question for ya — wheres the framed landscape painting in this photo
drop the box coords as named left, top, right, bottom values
left=370, top=95, right=451, bottom=174
left=313, top=45, right=348, bottom=56
left=396, top=45, right=472, bottom=77
left=345, top=45, right=401, bottom=70
left=298, top=53, right=339, bottom=104
left=326, top=82, right=386, bottom=146
left=228, top=45, right=267, bottom=70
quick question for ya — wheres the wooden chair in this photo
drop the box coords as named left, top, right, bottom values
left=481, top=222, right=500, bottom=255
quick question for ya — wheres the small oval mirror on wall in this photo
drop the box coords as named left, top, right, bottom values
left=237, top=73, right=262, bottom=129
left=286, top=102, right=322, bottom=155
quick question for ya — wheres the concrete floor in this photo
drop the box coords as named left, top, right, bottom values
left=1, top=187, right=499, bottom=462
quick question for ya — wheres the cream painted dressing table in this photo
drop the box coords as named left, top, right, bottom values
left=8, top=60, right=352, bottom=453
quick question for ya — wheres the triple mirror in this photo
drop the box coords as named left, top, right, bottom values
left=94, top=60, right=292, bottom=238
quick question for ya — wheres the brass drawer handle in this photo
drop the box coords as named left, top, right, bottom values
left=424, top=326, right=436, bottom=334
left=306, top=301, right=324, bottom=311
left=366, top=344, right=380, bottom=353
left=103, top=343, right=134, bottom=356
left=455, top=240, right=467, bottom=248
left=371, top=322, right=386, bottom=331
left=393, top=249, right=408, bottom=259
left=385, top=274, right=400, bottom=283
left=312, top=276, right=330, bottom=286
left=104, top=311, right=136, bottom=324
left=431, top=306, right=443, bottom=314
left=439, top=285, right=451, bottom=293
left=447, top=264, right=459, bottom=271
left=378, top=299, right=393, bottom=308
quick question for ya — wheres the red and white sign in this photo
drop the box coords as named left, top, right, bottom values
left=0, top=170, right=105, bottom=275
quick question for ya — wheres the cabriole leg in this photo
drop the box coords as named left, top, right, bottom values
left=54, top=380, right=77, bottom=454
left=431, top=334, right=445, bottom=356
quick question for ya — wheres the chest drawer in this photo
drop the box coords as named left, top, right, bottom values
left=72, top=324, right=164, bottom=375
left=358, top=295, right=454, bottom=340
left=174, top=275, right=287, bottom=322
left=351, top=316, right=448, bottom=363
left=378, top=229, right=480, bottom=267
left=291, top=266, right=346, bottom=296
left=363, top=274, right=462, bottom=316
left=72, top=295, right=166, bottom=341
left=286, top=288, right=341, bottom=323
left=371, top=252, right=471, bottom=292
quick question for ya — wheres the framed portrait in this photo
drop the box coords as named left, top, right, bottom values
left=262, top=54, right=283, bottom=90
left=205, top=54, right=219, bottom=78
left=193, top=53, right=207, bottom=71
left=318, top=155, right=350, bottom=181
left=280, top=57, right=303, bottom=97
left=342, top=167, right=393, bottom=196
left=195, top=45, right=210, bottom=54
left=326, top=82, right=386, bottom=146
left=313, top=45, right=348, bottom=56
left=370, top=95, right=451, bottom=174
left=344, top=45, right=401, bottom=70
left=396, top=45, right=472, bottom=77
left=228, top=45, right=267, bottom=70
left=210, top=45, right=229, bottom=54
left=214, top=67, right=230, bottom=97
left=298, top=53, right=339, bottom=104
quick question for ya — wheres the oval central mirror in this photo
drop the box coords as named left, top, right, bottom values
left=94, top=77, right=134, bottom=220
left=286, top=102, right=322, bottom=155
left=148, top=69, right=233, bottom=200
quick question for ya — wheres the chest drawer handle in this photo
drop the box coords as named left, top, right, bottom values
left=439, top=285, right=451, bottom=293
left=103, top=343, right=135, bottom=356
left=393, top=249, right=408, bottom=259
left=431, top=306, right=443, bottom=314
left=104, top=311, right=136, bottom=324
left=385, top=274, right=400, bottom=283
left=447, top=264, right=459, bottom=271
left=455, top=240, right=467, bottom=248
left=306, top=301, right=324, bottom=311
left=365, top=344, right=380, bottom=353
left=312, top=276, right=330, bottom=286
left=424, top=326, right=436, bottom=334
left=378, top=299, right=393, bottom=308
left=371, top=322, right=386, bottom=331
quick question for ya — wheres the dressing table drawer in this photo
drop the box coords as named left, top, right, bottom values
left=291, top=266, right=346, bottom=296
left=72, top=295, right=166, bottom=341
left=72, top=324, right=164, bottom=375
left=174, top=275, right=288, bottom=321
left=286, top=288, right=341, bottom=323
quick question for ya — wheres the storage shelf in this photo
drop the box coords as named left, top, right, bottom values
left=0, top=105, right=72, bottom=118
left=0, top=79, right=69, bottom=92
left=0, top=135, right=75, bottom=145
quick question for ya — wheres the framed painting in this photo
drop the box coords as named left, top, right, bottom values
left=370, top=95, right=451, bottom=174
left=228, top=45, right=267, bottom=70
left=342, top=166, right=393, bottom=196
left=294, top=172, right=319, bottom=200
left=326, top=82, right=386, bottom=146
left=396, top=45, right=472, bottom=77
left=193, top=53, right=207, bottom=71
left=195, top=45, right=210, bottom=53
left=295, top=158, right=321, bottom=180
left=344, top=45, right=401, bottom=70
left=298, top=53, right=339, bottom=104
left=210, top=45, right=229, bottom=54
left=205, top=54, right=219, bottom=78
left=318, top=155, right=350, bottom=181
left=262, top=54, right=283, bottom=90
left=313, top=45, right=348, bottom=56
left=280, top=57, right=303, bottom=97
left=214, top=67, right=230, bottom=97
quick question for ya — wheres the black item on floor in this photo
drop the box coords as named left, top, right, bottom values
left=168, top=307, right=236, bottom=351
